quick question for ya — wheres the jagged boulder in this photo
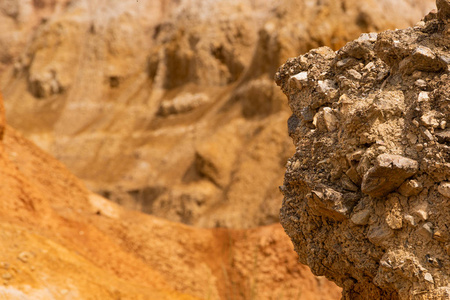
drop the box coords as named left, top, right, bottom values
left=276, top=2, right=450, bottom=299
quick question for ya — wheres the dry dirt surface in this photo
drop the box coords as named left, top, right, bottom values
left=0, top=91, right=342, bottom=298
left=0, top=0, right=436, bottom=228
left=276, top=1, right=450, bottom=299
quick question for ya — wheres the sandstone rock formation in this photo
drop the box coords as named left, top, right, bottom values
left=0, top=0, right=436, bottom=228
left=0, top=91, right=341, bottom=299
left=276, top=2, right=450, bottom=298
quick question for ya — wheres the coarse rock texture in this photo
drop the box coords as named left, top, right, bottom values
left=276, top=2, right=450, bottom=299
left=0, top=92, right=341, bottom=299
left=0, top=0, right=436, bottom=228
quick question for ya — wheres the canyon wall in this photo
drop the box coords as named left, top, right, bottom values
left=0, top=91, right=341, bottom=300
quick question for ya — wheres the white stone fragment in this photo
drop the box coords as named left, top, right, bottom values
left=424, top=272, right=434, bottom=283
left=289, top=72, right=308, bottom=91
left=438, top=182, right=450, bottom=198
left=418, top=91, right=430, bottom=102
left=404, top=214, right=416, bottom=227
left=317, top=79, right=337, bottom=95
left=358, top=32, right=378, bottom=42
left=291, top=72, right=307, bottom=81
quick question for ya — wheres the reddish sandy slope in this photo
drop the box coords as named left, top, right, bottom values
left=0, top=92, right=340, bottom=299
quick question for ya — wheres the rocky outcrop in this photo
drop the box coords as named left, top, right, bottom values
left=1, top=0, right=436, bottom=228
left=277, top=2, right=450, bottom=299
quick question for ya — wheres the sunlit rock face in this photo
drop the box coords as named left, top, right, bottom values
left=1, top=0, right=436, bottom=228
left=276, top=2, right=450, bottom=298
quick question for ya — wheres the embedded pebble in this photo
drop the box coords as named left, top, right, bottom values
left=18, top=251, right=32, bottom=263
left=418, top=91, right=430, bottom=102
left=417, top=222, right=434, bottom=240
left=351, top=208, right=371, bottom=225
left=290, top=72, right=308, bottom=90
left=424, top=273, right=434, bottom=283
left=415, top=79, right=427, bottom=89
left=347, top=69, right=362, bottom=80
left=361, top=154, right=418, bottom=197
left=412, top=209, right=428, bottom=221
left=322, top=107, right=338, bottom=132
left=438, top=182, right=450, bottom=198
left=398, top=179, right=422, bottom=197
left=404, top=214, right=416, bottom=227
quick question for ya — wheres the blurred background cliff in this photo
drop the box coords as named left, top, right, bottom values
left=0, top=0, right=435, bottom=228
left=0, top=0, right=436, bottom=299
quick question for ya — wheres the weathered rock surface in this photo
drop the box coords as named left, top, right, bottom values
left=0, top=92, right=341, bottom=299
left=276, top=1, right=450, bottom=298
left=0, top=0, right=436, bottom=228
left=361, top=154, right=419, bottom=197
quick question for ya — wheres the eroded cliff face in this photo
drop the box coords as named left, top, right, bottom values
left=1, top=0, right=436, bottom=228
left=0, top=90, right=342, bottom=299
left=276, top=1, right=450, bottom=299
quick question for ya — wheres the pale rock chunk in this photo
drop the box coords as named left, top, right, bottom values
left=399, top=45, right=447, bottom=74
left=336, top=58, right=356, bottom=68
left=438, top=182, right=450, bottom=198
left=367, top=225, right=393, bottom=246
left=417, top=222, right=434, bottom=241
left=361, top=154, right=419, bottom=197
left=290, top=72, right=308, bottom=90
left=421, top=110, right=442, bottom=128
left=404, top=214, right=416, bottom=227
left=351, top=208, right=371, bottom=225
left=415, top=79, right=427, bottom=89
left=346, top=69, right=362, bottom=80
left=418, top=91, right=430, bottom=102
left=412, top=209, right=428, bottom=222
left=372, top=91, right=405, bottom=117
left=358, top=32, right=378, bottom=42
left=363, top=62, right=375, bottom=71
left=307, top=186, right=350, bottom=221
left=435, top=129, right=450, bottom=143
left=317, top=79, right=337, bottom=96
left=421, top=127, right=434, bottom=141
left=322, top=107, right=339, bottom=132
left=386, top=211, right=403, bottom=230
left=398, top=179, right=423, bottom=196
left=424, top=273, right=434, bottom=284
left=338, top=94, right=354, bottom=114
